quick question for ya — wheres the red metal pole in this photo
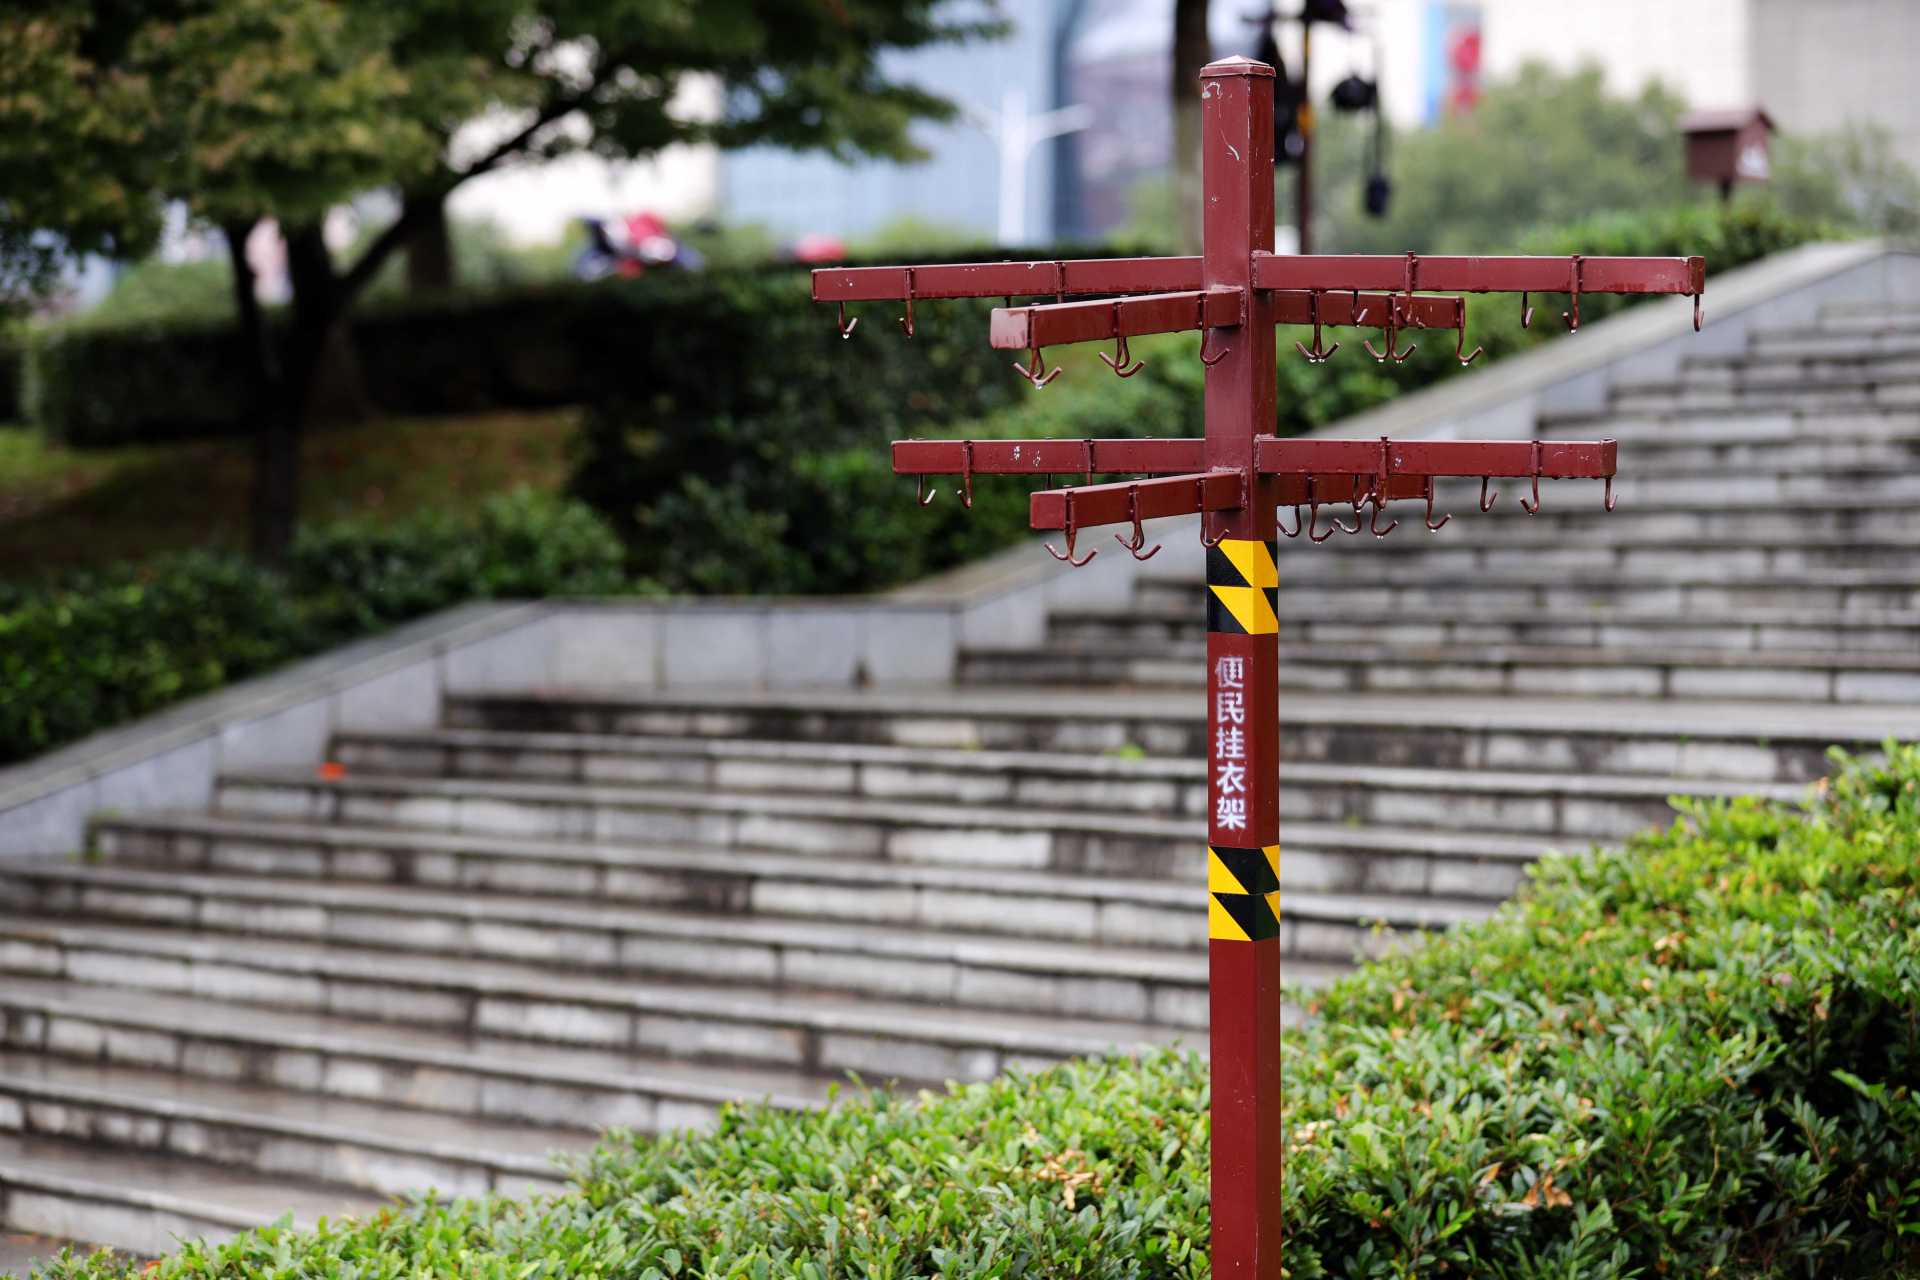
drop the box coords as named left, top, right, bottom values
left=1200, top=55, right=1284, bottom=1276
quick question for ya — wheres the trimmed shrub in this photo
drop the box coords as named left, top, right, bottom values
left=23, top=745, right=1920, bottom=1278
left=21, top=243, right=1122, bottom=448
left=0, top=491, right=630, bottom=763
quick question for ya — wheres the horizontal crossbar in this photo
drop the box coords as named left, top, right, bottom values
left=893, top=436, right=1616, bottom=481
left=814, top=257, right=1201, bottom=303
left=1030, top=471, right=1244, bottom=532
left=894, top=438, right=1430, bottom=507
left=1251, top=253, right=1705, bottom=297
left=990, top=290, right=1242, bottom=350
left=1257, top=437, right=1617, bottom=479
left=815, top=254, right=1703, bottom=304
left=986, top=289, right=1463, bottom=351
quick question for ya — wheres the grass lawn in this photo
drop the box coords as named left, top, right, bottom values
left=0, top=408, right=581, bottom=581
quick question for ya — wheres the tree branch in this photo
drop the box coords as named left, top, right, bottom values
left=337, top=45, right=645, bottom=302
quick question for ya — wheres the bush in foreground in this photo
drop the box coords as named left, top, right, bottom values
left=21, top=745, right=1920, bottom=1278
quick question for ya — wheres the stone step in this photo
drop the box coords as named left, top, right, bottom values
left=1542, top=406, right=1920, bottom=441
left=90, top=806, right=1523, bottom=939
left=1609, top=382, right=1920, bottom=414
left=1684, top=347, right=1920, bottom=381
left=962, top=641, right=1920, bottom=704
left=1200, top=536, right=1920, bottom=579
left=1137, top=570, right=1920, bottom=616
left=1570, top=429, right=1920, bottom=472
left=329, top=727, right=1825, bottom=825
left=1751, top=326, right=1920, bottom=354
left=0, top=1050, right=571, bottom=1201
left=446, top=686, right=1890, bottom=783
left=1268, top=502, right=1920, bottom=545
left=1050, top=603, right=1920, bottom=654
left=0, top=973, right=833, bottom=1138
left=1814, top=301, right=1920, bottom=322
left=0, top=1133, right=382, bottom=1259
left=210, top=756, right=1738, bottom=851
left=0, top=894, right=1205, bottom=1062
left=4, top=869, right=1218, bottom=1026
left=1636, top=365, right=1920, bottom=397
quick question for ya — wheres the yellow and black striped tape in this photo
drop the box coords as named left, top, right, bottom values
left=1207, top=843, right=1280, bottom=941
left=1206, top=539, right=1278, bottom=636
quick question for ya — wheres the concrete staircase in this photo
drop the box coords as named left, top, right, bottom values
left=5, top=297, right=1920, bottom=1256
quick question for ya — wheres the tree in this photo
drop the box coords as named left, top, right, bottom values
left=1171, top=0, right=1211, bottom=253
left=2, top=1, right=997, bottom=558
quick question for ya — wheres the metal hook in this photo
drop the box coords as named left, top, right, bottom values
left=1363, top=299, right=1417, bottom=363
left=1306, top=498, right=1340, bottom=543
left=915, top=474, right=936, bottom=506
left=1602, top=475, right=1617, bottom=513
left=1044, top=491, right=1097, bottom=566
left=1518, top=439, right=1544, bottom=515
left=1423, top=477, right=1450, bottom=532
left=898, top=268, right=916, bottom=339
left=1350, top=289, right=1369, bottom=326
left=1113, top=484, right=1161, bottom=560
left=1292, top=291, right=1339, bottom=364
left=1452, top=298, right=1483, bottom=366
left=955, top=439, right=974, bottom=509
left=1278, top=504, right=1302, bottom=539
left=1197, top=476, right=1227, bottom=548
left=1519, top=291, right=1533, bottom=330
left=1479, top=476, right=1498, bottom=513
left=1692, top=292, right=1703, bottom=332
left=837, top=302, right=858, bottom=340
left=1102, top=334, right=1145, bottom=378
left=1366, top=437, right=1399, bottom=537
left=1013, top=345, right=1062, bottom=388
left=1099, top=303, right=1146, bottom=377
left=1199, top=325, right=1229, bottom=367
left=1563, top=255, right=1583, bottom=334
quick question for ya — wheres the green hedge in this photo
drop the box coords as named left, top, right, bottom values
left=0, top=490, right=630, bottom=764
left=23, top=744, right=1920, bottom=1278
left=21, top=243, right=1125, bottom=448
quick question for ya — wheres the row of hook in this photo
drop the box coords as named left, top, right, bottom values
left=1043, top=476, right=1231, bottom=568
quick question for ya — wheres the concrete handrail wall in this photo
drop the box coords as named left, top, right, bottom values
left=1, top=240, right=1907, bottom=858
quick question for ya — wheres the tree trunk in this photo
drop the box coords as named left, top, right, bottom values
left=1172, top=0, right=1211, bottom=253
left=404, top=191, right=455, bottom=294
left=246, top=223, right=344, bottom=563
left=224, top=220, right=297, bottom=563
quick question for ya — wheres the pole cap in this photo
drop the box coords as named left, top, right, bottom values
left=1200, top=55, right=1277, bottom=80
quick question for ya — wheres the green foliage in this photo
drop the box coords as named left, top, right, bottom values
left=85, top=256, right=238, bottom=328
left=0, top=491, right=628, bottom=763
left=25, top=746, right=1920, bottom=1278
left=0, top=2, right=1000, bottom=307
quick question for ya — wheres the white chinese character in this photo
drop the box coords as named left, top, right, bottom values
left=1215, top=761, right=1247, bottom=794
left=1215, top=656, right=1245, bottom=689
left=1215, top=690, right=1245, bottom=725
left=1215, top=724, right=1245, bottom=759
left=1215, top=796, right=1247, bottom=829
